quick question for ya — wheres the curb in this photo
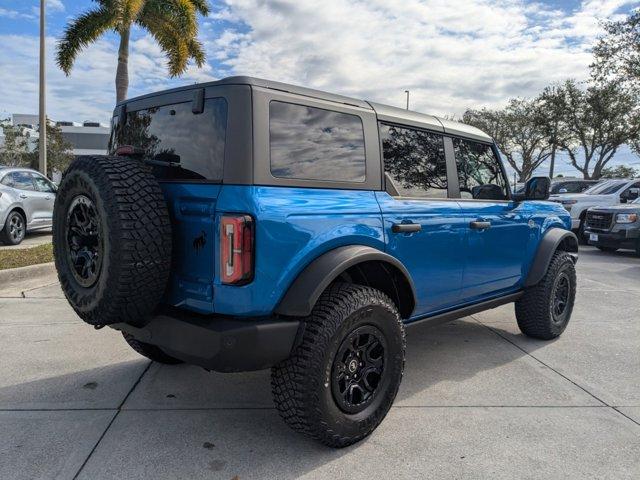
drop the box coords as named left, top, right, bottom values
left=0, top=262, right=56, bottom=289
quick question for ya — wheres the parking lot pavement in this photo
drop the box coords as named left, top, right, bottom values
left=0, top=246, right=638, bottom=479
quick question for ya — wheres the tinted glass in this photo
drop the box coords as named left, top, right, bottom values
left=379, top=124, right=447, bottom=198
left=112, top=98, right=227, bottom=181
left=33, top=175, right=56, bottom=192
left=453, top=139, right=508, bottom=200
left=9, top=172, right=35, bottom=191
left=270, top=101, right=366, bottom=182
left=597, top=181, right=627, bottom=195
left=0, top=174, right=12, bottom=186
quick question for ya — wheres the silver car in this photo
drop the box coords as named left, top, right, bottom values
left=0, top=166, right=57, bottom=245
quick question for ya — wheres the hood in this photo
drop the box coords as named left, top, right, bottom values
left=589, top=203, right=640, bottom=213
left=548, top=193, right=591, bottom=202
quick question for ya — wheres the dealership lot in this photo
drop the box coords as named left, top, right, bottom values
left=0, top=246, right=638, bottom=480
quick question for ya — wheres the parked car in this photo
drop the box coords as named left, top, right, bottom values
left=583, top=197, right=640, bottom=255
left=550, top=179, right=599, bottom=195
left=549, top=178, right=640, bottom=238
left=52, top=77, right=578, bottom=448
left=0, top=167, right=57, bottom=245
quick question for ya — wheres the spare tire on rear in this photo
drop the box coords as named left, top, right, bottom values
left=53, top=155, right=172, bottom=327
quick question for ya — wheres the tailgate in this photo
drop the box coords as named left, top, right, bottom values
left=160, top=183, right=221, bottom=313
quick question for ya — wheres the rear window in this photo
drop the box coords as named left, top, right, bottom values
left=111, top=98, right=227, bottom=181
left=269, top=101, right=366, bottom=182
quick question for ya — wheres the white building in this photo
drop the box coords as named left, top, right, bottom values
left=2, top=113, right=110, bottom=157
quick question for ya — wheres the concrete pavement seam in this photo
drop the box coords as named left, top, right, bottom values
left=71, top=360, right=153, bottom=480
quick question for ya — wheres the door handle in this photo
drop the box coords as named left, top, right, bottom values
left=392, top=223, right=422, bottom=233
left=470, top=220, right=491, bottom=230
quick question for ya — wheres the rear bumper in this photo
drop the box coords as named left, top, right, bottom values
left=111, top=308, right=300, bottom=373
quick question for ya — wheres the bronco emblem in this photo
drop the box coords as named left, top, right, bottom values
left=193, top=231, right=207, bottom=253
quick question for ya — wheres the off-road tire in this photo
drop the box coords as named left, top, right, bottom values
left=0, top=210, right=26, bottom=245
left=515, top=251, right=576, bottom=340
left=122, top=332, right=183, bottom=365
left=53, top=155, right=172, bottom=327
left=271, top=283, right=406, bottom=448
left=597, top=246, right=618, bottom=253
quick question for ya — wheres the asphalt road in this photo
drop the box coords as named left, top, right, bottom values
left=0, top=246, right=638, bottom=479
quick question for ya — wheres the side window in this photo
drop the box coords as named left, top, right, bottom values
left=269, top=101, right=366, bottom=182
left=379, top=124, right=447, bottom=198
left=0, top=174, right=13, bottom=187
left=453, top=138, right=508, bottom=200
left=33, top=175, right=56, bottom=193
left=9, top=172, right=36, bottom=191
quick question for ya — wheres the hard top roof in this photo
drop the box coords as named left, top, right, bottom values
left=119, top=76, right=492, bottom=143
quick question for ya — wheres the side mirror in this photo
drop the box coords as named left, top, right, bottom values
left=513, top=176, right=550, bottom=202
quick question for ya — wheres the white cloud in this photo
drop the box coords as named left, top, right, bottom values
left=207, top=0, right=639, bottom=115
left=0, top=7, right=35, bottom=20
left=48, top=0, right=65, bottom=13
left=1, top=0, right=639, bottom=131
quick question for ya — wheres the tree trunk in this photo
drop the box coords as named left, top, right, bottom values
left=115, top=28, right=130, bottom=104
left=548, top=142, right=556, bottom=178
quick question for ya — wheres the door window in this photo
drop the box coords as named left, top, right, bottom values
left=9, top=172, right=36, bottom=191
left=453, top=139, right=508, bottom=200
left=269, top=101, right=366, bottom=182
left=33, top=175, right=56, bottom=193
left=379, top=124, right=447, bottom=198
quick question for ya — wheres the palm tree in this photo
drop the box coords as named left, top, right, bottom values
left=56, top=0, right=210, bottom=103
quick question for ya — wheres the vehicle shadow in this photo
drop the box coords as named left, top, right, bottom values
left=0, top=314, right=559, bottom=479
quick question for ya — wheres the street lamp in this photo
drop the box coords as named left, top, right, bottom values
left=405, top=90, right=410, bottom=110
left=38, top=0, right=47, bottom=176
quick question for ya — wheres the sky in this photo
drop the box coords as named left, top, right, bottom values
left=0, top=0, right=639, bottom=176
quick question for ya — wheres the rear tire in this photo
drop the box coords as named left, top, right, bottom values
left=271, top=283, right=406, bottom=448
left=53, top=156, right=172, bottom=327
left=0, top=210, right=26, bottom=245
left=122, top=332, right=183, bottom=365
left=515, top=251, right=576, bottom=340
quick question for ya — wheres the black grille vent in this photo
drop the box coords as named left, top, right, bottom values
left=586, top=211, right=613, bottom=230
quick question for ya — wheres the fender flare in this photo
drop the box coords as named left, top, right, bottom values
left=274, top=245, right=417, bottom=318
left=524, top=228, right=578, bottom=288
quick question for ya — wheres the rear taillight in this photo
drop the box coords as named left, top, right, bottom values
left=220, top=214, right=254, bottom=285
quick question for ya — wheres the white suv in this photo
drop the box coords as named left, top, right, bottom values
left=549, top=178, right=640, bottom=236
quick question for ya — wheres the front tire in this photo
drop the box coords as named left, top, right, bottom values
left=271, top=283, right=406, bottom=448
left=0, top=210, right=26, bottom=245
left=516, top=251, right=576, bottom=340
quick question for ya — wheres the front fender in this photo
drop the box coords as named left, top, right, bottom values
left=524, top=228, right=578, bottom=287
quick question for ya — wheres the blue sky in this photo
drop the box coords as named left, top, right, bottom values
left=0, top=0, right=639, bottom=176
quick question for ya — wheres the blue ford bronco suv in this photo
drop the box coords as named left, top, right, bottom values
left=53, top=77, right=578, bottom=448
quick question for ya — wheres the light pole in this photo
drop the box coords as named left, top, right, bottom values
left=38, top=0, right=47, bottom=176
left=405, top=90, right=410, bottom=110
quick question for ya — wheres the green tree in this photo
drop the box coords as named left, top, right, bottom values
left=547, top=79, right=640, bottom=179
left=592, top=10, right=640, bottom=86
left=30, top=122, right=74, bottom=178
left=0, top=119, right=33, bottom=167
left=600, top=164, right=638, bottom=179
left=56, top=0, right=210, bottom=103
left=463, top=98, right=552, bottom=182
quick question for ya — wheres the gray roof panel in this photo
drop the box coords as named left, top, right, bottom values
left=119, top=76, right=493, bottom=143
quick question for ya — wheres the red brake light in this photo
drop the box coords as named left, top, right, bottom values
left=220, top=214, right=254, bottom=285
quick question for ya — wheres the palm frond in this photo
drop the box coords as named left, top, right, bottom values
left=56, top=6, right=116, bottom=75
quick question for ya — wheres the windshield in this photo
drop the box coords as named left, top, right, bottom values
left=585, top=180, right=626, bottom=195
left=633, top=197, right=640, bottom=204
